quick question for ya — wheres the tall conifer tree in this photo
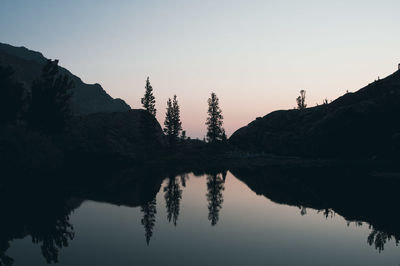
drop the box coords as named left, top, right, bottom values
left=141, top=77, right=156, bottom=116
left=206, top=92, right=225, bottom=143
left=163, top=95, right=182, bottom=143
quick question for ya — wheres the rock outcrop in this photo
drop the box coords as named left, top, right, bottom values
left=230, top=70, right=400, bottom=158
left=67, top=109, right=166, bottom=162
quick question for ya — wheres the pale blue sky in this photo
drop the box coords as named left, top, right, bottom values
left=1, top=0, right=399, bottom=138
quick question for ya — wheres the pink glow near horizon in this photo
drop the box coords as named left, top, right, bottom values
left=1, top=1, right=399, bottom=138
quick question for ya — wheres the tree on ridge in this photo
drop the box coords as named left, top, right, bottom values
left=296, top=90, right=307, bottom=110
left=141, top=77, right=156, bottom=116
left=206, top=92, right=225, bottom=143
left=163, top=95, right=182, bottom=144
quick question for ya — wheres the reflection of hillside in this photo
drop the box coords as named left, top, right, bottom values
left=81, top=173, right=164, bottom=208
left=230, top=166, right=400, bottom=252
left=0, top=171, right=165, bottom=265
left=0, top=188, right=81, bottom=265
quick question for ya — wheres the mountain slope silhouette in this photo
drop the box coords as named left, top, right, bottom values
left=0, top=42, right=131, bottom=114
left=230, top=70, right=400, bottom=158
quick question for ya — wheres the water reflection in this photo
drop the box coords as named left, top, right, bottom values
left=0, top=167, right=399, bottom=265
left=318, top=208, right=335, bottom=219
left=230, top=166, right=400, bottom=255
left=30, top=213, right=74, bottom=264
left=140, top=198, right=157, bottom=246
left=164, top=176, right=183, bottom=226
left=367, top=225, right=399, bottom=252
left=206, top=172, right=226, bottom=226
left=180, top=173, right=189, bottom=187
left=0, top=242, right=13, bottom=266
left=0, top=188, right=79, bottom=266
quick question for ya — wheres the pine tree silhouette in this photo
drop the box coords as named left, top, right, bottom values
left=163, top=95, right=182, bottom=144
left=141, top=77, right=156, bottom=116
left=164, top=177, right=182, bottom=226
left=140, top=198, right=157, bottom=245
left=206, top=173, right=225, bottom=226
left=206, top=92, right=225, bottom=143
left=296, top=90, right=307, bottom=110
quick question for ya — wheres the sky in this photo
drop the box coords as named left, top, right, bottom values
left=1, top=0, right=399, bottom=138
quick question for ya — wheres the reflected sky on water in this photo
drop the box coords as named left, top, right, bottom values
left=5, top=171, right=400, bottom=266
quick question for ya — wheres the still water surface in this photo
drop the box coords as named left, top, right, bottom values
left=5, top=172, right=400, bottom=265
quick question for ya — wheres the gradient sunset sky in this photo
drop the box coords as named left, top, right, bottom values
left=1, top=0, right=399, bottom=138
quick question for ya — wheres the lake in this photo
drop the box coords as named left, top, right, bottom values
left=2, top=170, right=400, bottom=266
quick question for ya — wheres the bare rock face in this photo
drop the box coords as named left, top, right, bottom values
left=0, top=42, right=131, bottom=115
left=230, top=70, right=400, bottom=158
left=67, top=109, right=166, bottom=161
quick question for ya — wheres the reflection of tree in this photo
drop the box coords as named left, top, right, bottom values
left=164, top=177, right=182, bottom=226
left=299, top=207, right=335, bottom=218
left=299, top=206, right=307, bottom=216
left=30, top=215, right=75, bottom=264
left=0, top=199, right=76, bottom=265
left=367, top=225, right=399, bottom=253
left=345, top=221, right=400, bottom=252
left=0, top=242, right=13, bottom=266
left=346, top=221, right=363, bottom=227
left=318, top=208, right=335, bottom=219
left=206, top=173, right=225, bottom=226
left=221, top=171, right=227, bottom=182
left=141, top=198, right=157, bottom=246
left=180, top=174, right=189, bottom=187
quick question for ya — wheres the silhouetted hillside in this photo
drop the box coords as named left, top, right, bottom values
left=67, top=109, right=166, bottom=162
left=0, top=109, right=167, bottom=177
left=0, top=43, right=131, bottom=114
left=230, top=70, right=400, bottom=158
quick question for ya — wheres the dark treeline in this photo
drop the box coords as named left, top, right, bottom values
left=0, top=60, right=79, bottom=181
left=4, top=60, right=397, bottom=180
left=141, top=77, right=227, bottom=145
left=0, top=65, right=25, bottom=125
left=0, top=59, right=73, bottom=133
left=0, top=65, right=231, bottom=180
left=3, top=52, right=400, bottom=175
